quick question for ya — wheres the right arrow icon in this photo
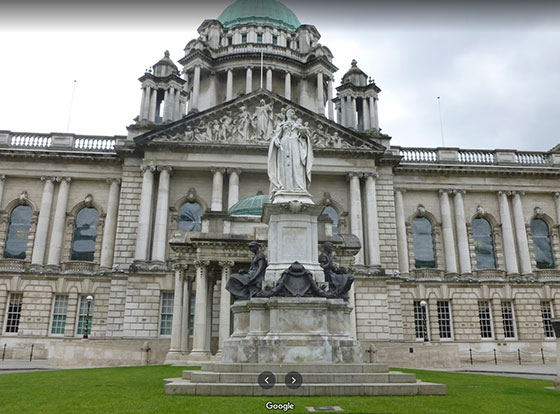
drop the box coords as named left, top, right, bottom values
left=285, top=371, right=303, bottom=389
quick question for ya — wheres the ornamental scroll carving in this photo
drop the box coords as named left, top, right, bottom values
left=157, top=99, right=370, bottom=150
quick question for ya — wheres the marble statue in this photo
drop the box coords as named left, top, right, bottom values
left=225, top=241, right=267, bottom=301
left=254, top=99, right=273, bottom=139
left=258, top=261, right=325, bottom=298
left=267, top=108, right=314, bottom=195
left=318, top=242, right=355, bottom=300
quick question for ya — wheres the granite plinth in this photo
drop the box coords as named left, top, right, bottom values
left=222, top=297, right=362, bottom=363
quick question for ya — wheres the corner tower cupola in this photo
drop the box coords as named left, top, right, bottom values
left=334, top=59, right=380, bottom=131
left=137, top=51, right=186, bottom=124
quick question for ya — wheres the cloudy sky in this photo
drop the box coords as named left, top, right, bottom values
left=1, top=0, right=559, bottom=151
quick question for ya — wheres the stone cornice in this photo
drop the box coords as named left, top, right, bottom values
left=395, top=163, right=560, bottom=178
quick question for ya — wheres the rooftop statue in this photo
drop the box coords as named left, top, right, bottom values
left=267, top=108, right=314, bottom=196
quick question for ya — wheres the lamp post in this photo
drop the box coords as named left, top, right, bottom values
left=420, top=300, right=429, bottom=342
left=552, top=319, right=560, bottom=388
left=83, top=295, right=93, bottom=339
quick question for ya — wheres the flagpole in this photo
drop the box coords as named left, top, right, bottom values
left=437, top=96, right=445, bottom=147
left=66, top=80, right=77, bottom=132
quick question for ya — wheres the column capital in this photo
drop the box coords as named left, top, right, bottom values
left=106, top=178, right=122, bottom=185
left=496, top=190, right=509, bottom=197
left=141, top=163, right=157, bottom=173
left=452, top=189, right=466, bottom=195
left=438, top=188, right=454, bottom=195
left=394, top=187, right=407, bottom=194
left=227, top=168, right=242, bottom=175
left=194, top=259, right=210, bottom=269
left=56, top=176, right=72, bottom=183
left=347, top=172, right=363, bottom=181
left=218, top=260, right=235, bottom=269
left=363, top=172, right=378, bottom=180
left=554, top=192, right=560, bottom=199
left=0, top=175, right=5, bottom=182
left=40, top=176, right=56, bottom=182
left=210, top=167, right=226, bottom=175
left=157, top=165, right=173, bottom=173
left=510, top=190, right=525, bottom=196
left=172, top=262, right=188, bottom=272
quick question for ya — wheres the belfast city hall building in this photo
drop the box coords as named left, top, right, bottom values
left=0, top=0, right=557, bottom=367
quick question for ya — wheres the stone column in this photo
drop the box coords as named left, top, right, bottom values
left=511, top=191, right=531, bottom=274
left=226, top=69, right=233, bottom=101
left=217, top=261, right=234, bottom=355
left=284, top=72, right=291, bottom=100
left=348, top=172, right=364, bottom=265
left=266, top=68, right=272, bottom=91
left=148, top=89, right=157, bottom=122
left=327, top=77, right=334, bottom=120
left=438, top=189, right=458, bottom=274
left=162, top=89, right=170, bottom=122
left=246, top=67, right=252, bottom=94
left=364, top=173, right=381, bottom=266
left=46, top=177, right=71, bottom=268
left=340, top=97, right=347, bottom=127
left=0, top=175, right=5, bottom=208
left=205, top=279, right=215, bottom=354
left=31, top=176, right=55, bottom=267
left=99, top=178, right=121, bottom=270
left=173, top=90, right=181, bottom=121
left=554, top=193, right=560, bottom=226
left=453, top=190, right=472, bottom=274
left=363, top=98, right=371, bottom=130
left=168, top=264, right=184, bottom=354
left=152, top=166, right=172, bottom=264
left=190, top=260, right=211, bottom=359
left=497, top=191, right=519, bottom=275
left=395, top=188, right=409, bottom=274
left=134, top=164, right=156, bottom=262
left=317, top=72, right=324, bottom=115
left=139, top=87, right=147, bottom=120
left=351, top=97, right=357, bottom=129
left=192, top=66, right=201, bottom=111
left=227, top=168, right=241, bottom=209
left=211, top=168, right=225, bottom=212
left=372, top=97, right=380, bottom=129
left=180, top=275, right=193, bottom=353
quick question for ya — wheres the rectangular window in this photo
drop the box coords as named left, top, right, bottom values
left=413, top=300, right=428, bottom=340
left=501, top=301, right=516, bottom=338
left=541, top=301, right=554, bottom=338
left=272, top=35, right=278, bottom=45
left=228, top=36, right=233, bottom=46
left=51, top=295, right=68, bottom=335
left=5, top=293, right=23, bottom=333
left=478, top=300, right=493, bottom=338
left=160, top=292, right=174, bottom=336
left=76, top=296, right=93, bottom=336
left=257, top=33, right=263, bottom=43
left=241, top=33, right=247, bottom=44
left=437, top=301, right=452, bottom=339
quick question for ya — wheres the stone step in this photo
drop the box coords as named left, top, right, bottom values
left=164, top=378, right=446, bottom=396
left=200, top=362, right=389, bottom=374
left=185, top=371, right=417, bottom=384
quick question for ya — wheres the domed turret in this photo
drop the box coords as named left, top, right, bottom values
left=218, top=0, right=301, bottom=31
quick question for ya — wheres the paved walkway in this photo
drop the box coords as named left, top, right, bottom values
left=0, top=360, right=58, bottom=374
left=450, top=363, right=557, bottom=381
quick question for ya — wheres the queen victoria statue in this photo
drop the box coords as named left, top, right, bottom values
left=267, top=108, right=314, bottom=203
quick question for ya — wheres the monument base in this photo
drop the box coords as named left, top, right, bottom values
left=221, top=297, right=362, bottom=363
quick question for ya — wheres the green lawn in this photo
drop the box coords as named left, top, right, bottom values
left=0, top=365, right=556, bottom=414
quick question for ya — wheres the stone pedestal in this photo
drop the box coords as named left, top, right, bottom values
left=262, top=202, right=325, bottom=286
left=222, top=297, right=363, bottom=363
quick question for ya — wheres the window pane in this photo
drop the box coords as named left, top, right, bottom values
left=4, top=205, right=32, bottom=259
left=478, top=301, right=493, bottom=338
left=437, top=301, right=452, bottom=339
left=501, top=301, right=516, bottom=338
left=541, top=301, right=554, bottom=338
left=5, top=293, right=23, bottom=333
left=77, top=296, right=93, bottom=335
left=51, top=295, right=68, bottom=335
left=412, top=217, right=435, bottom=268
left=531, top=219, right=555, bottom=269
left=71, top=208, right=99, bottom=261
left=323, top=206, right=339, bottom=235
left=413, top=301, right=428, bottom=339
left=160, top=292, right=174, bottom=335
left=178, top=202, right=203, bottom=232
left=472, top=218, right=496, bottom=269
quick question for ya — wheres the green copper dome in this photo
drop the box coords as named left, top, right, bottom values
left=228, top=193, right=271, bottom=216
left=218, top=0, right=301, bottom=31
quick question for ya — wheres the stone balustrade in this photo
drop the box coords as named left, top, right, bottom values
left=213, top=43, right=305, bottom=62
left=0, top=131, right=121, bottom=153
left=396, top=146, right=558, bottom=166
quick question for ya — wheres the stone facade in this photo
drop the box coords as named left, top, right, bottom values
left=0, top=1, right=558, bottom=368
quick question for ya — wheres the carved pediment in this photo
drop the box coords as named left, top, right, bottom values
left=136, top=90, right=385, bottom=153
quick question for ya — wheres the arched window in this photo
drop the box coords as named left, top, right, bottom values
left=412, top=217, right=436, bottom=268
left=179, top=202, right=203, bottom=232
left=4, top=205, right=32, bottom=259
left=472, top=218, right=496, bottom=269
left=71, top=207, right=99, bottom=261
left=322, top=205, right=339, bottom=235
left=531, top=218, right=554, bottom=269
